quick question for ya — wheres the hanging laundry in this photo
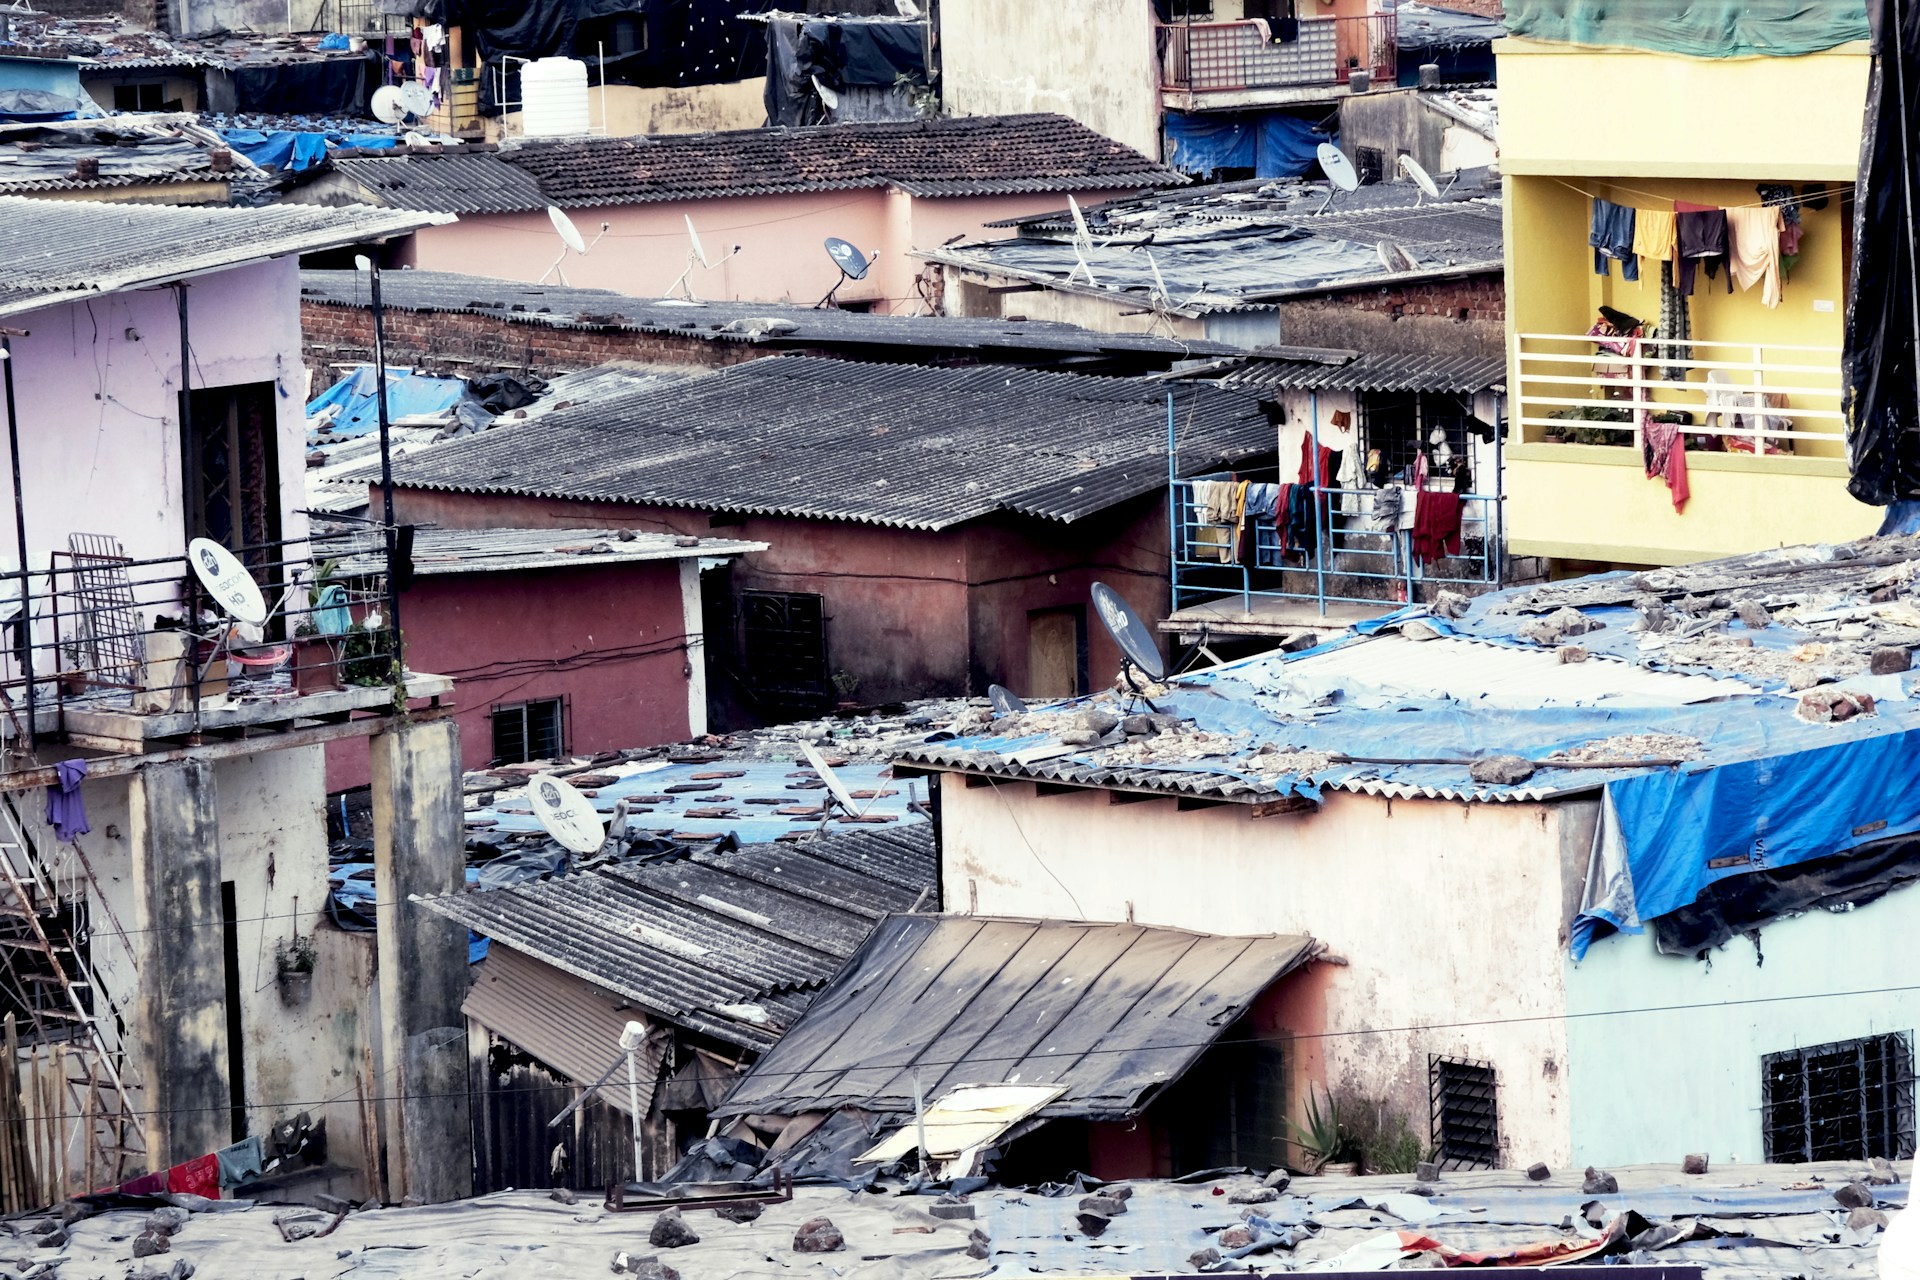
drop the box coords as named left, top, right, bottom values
left=1632, top=207, right=1677, bottom=281
left=1675, top=201, right=1731, bottom=295
left=1727, top=204, right=1786, bottom=307
left=1656, top=262, right=1693, bottom=382
left=167, top=1152, right=220, bottom=1199
left=1757, top=183, right=1805, bottom=268
left=1410, top=490, right=1463, bottom=566
left=1243, top=483, right=1281, bottom=521
left=1369, top=484, right=1403, bottom=533
left=45, top=758, right=88, bottom=842
left=1640, top=411, right=1691, bottom=512
left=216, top=1135, right=266, bottom=1189
left=1589, top=198, right=1639, bottom=281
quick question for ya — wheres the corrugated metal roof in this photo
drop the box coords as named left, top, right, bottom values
left=361, top=357, right=1275, bottom=531
left=335, top=527, right=765, bottom=577
left=330, top=152, right=548, bottom=214
left=422, top=826, right=937, bottom=1053
left=297, top=269, right=1239, bottom=361
left=0, top=197, right=445, bottom=319
left=713, top=915, right=1319, bottom=1121
left=462, top=945, right=668, bottom=1114
left=1214, top=348, right=1507, bottom=393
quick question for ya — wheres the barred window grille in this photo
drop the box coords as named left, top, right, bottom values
left=1762, top=1031, right=1916, bottom=1163
left=1429, top=1055, right=1498, bottom=1170
left=491, top=698, right=565, bottom=765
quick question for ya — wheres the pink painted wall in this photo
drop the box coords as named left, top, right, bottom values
left=326, top=557, right=695, bottom=791
left=0, top=257, right=309, bottom=574
left=403, top=188, right=1142, bottom=314
left=379, top=486, right=1176, bottom=708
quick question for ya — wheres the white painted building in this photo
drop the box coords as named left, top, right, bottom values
left=900, top=551, right=1920, bottom=1172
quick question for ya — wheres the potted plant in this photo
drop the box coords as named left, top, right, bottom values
left=276, top=933, right=317, bottom=1007
left=340, top=613, right=397, bottom=687
left=1286, top=1086, right=1360, bottom=1175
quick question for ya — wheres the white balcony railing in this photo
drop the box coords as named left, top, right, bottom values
left=1512, top=331, right=1844, bottom=456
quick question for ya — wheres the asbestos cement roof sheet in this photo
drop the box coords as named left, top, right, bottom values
left=1213, top=347, right=1507, bottom=393
left=330, top=151, right=550, bottom=214
left=363, top=357, right=1275, bottom=530
left=713, top=914, right=1318, bottom=1120
left=0, top=196, right=444, bottom=319
left=297, top=268, right=1238, bottom=361
left=424, top=825, right=937, bottom=1053
left=335, top=526, right=764, bottom=577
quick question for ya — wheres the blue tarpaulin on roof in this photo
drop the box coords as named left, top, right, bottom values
left=220, top=127, right=399, bottom=173
left=307, top=366, right=465, bottom=444
left=1164, top=110, right=1325, bottom=180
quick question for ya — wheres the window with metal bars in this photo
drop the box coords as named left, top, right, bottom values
left=491, top=698, right=565, bottom=765
left=1429, top=1055, right=1498, bottom=1170
left=1762, top=1031, right=1915, bottom=1163
left=739, top=590, right=830, bottom=709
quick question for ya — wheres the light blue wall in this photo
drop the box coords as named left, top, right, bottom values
left=1564, top=882, right=1920, bottom=1167
left=0, top=56, right=83, bottom=100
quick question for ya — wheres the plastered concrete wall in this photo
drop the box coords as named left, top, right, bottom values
left=326, top=560, right=698, bottom=790
left=492, top=79, right=769, bottom=139
left=1565, top=882, right=1920, bottom=1168
left=11, top=744, right=374, bottom=1187
left=942, top=0, right=1162, bottom=159
left=938, top=782, right=1580, bottom=1167
left=402, top=189, right=1127, bottom=315
left=0, top=256, right=310, bottom=575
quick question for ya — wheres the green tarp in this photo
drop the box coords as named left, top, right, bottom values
left=1504, top=0, right=1869, bottom=58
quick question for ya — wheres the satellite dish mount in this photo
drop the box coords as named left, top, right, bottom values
left=1315, top=141, right=1359, bottom=213
left=816, top=235, right=876, bottom=309
left=1090, top=582, right=1166, bottom=714
left=539, top=205, right=609, bottom=286
left=667, top=216, right=742, bottom=301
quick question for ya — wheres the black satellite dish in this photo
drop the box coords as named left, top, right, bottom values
left=987, top=684, right=1027, bottom=716
left=816, top=236, right=874, bottom=308
left=1091, top=582, right=1165, bottom=711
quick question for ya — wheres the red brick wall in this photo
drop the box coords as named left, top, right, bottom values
left=1334, top=274, right=1505, bottom=324
left=1278, top=272, right=1505, bottom=360
left=300, top=301, right=760, bottom=385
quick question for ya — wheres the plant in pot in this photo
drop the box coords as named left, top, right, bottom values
left=1286, top=1085, right=1361, bottom=1175
left=276, top=933, right=317, bottom=1007
left=340, top=613, right=397, bottom=688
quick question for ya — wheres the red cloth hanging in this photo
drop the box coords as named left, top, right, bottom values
left=1410, top=491, right=1463, bottom=566
left=167, top=1152, right=220, bottom=1199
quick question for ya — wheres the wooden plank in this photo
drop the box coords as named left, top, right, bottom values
left=59, top=674, right=453, bottom=741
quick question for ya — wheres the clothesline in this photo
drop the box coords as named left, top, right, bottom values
left=1551, top=177, right=1841, bottom=214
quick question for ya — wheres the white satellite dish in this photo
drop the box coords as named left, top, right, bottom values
left=187, top=538, right=269, bottom=626
left=549, top=205, right=587, bottom=255
left=399, top=80, right=432, bottom=118
left=1066, top=194, right=1099, bottom=287
left=686, top=215, right=712, bottom=268
left=1399, top=154, right=1442, bottom=203
left=1318, top=142, right=1359, bottom=192
left=810, top=74, right=840, bottom=111
left=528, top=772, right=606, bottom=854
left=800, top=741, right=860, bottom=815
left=370, top=85, right=407, bottom=125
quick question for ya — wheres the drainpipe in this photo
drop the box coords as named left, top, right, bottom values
left=1310, top=390, right=1325, bottom=617
left=0, top=329, right=32, bottom=750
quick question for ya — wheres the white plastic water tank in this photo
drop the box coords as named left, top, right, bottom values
left=520, top=57, right=591, bottom=137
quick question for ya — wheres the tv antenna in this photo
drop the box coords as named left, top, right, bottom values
left=987, top=684, right=1027, bottom=717
left=1315, top=142, right=1359, bottom=213
left=666, top=215, right=741, bottom=300
left=539, top=205, right=608, bottom=286
left=1090, top=581, right=1165, bottom=713
left=815, top=235, right=876, bottom=309
left=528, top=772, right=608, bottom=855
left=1399, top=154, right=1443, bottom=205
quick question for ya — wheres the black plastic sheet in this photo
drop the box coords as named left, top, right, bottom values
left=1843, top=0, right=1920, bottom=506
left=228, top=55, right=375, bottom=116
left=1650, top=831, right=1920, bottom=955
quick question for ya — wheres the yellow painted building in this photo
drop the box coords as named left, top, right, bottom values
left=1497, top=30, right=1881, bottom=567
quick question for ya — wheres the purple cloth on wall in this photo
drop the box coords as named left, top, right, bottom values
left=46, top=758, right=88, bottom=841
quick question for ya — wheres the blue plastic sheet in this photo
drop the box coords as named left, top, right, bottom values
left=307, top=366, right=466, bottom=444
left=1164, top=110, right=1326, bottom=180
left=220, top=127, right=399, bottom=173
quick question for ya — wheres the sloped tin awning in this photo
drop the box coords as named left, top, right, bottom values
left=713, top=915, right=1319, bottom=1123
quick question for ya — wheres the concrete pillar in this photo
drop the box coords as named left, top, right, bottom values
left=128, top=758, right=229, bottom=1167
left=370, top=717, right=471, bottom=1203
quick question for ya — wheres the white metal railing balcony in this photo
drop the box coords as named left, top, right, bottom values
left=1512, top=331, right=1844, bottom=456
left=1159, top=15, right=1396, bottom=95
